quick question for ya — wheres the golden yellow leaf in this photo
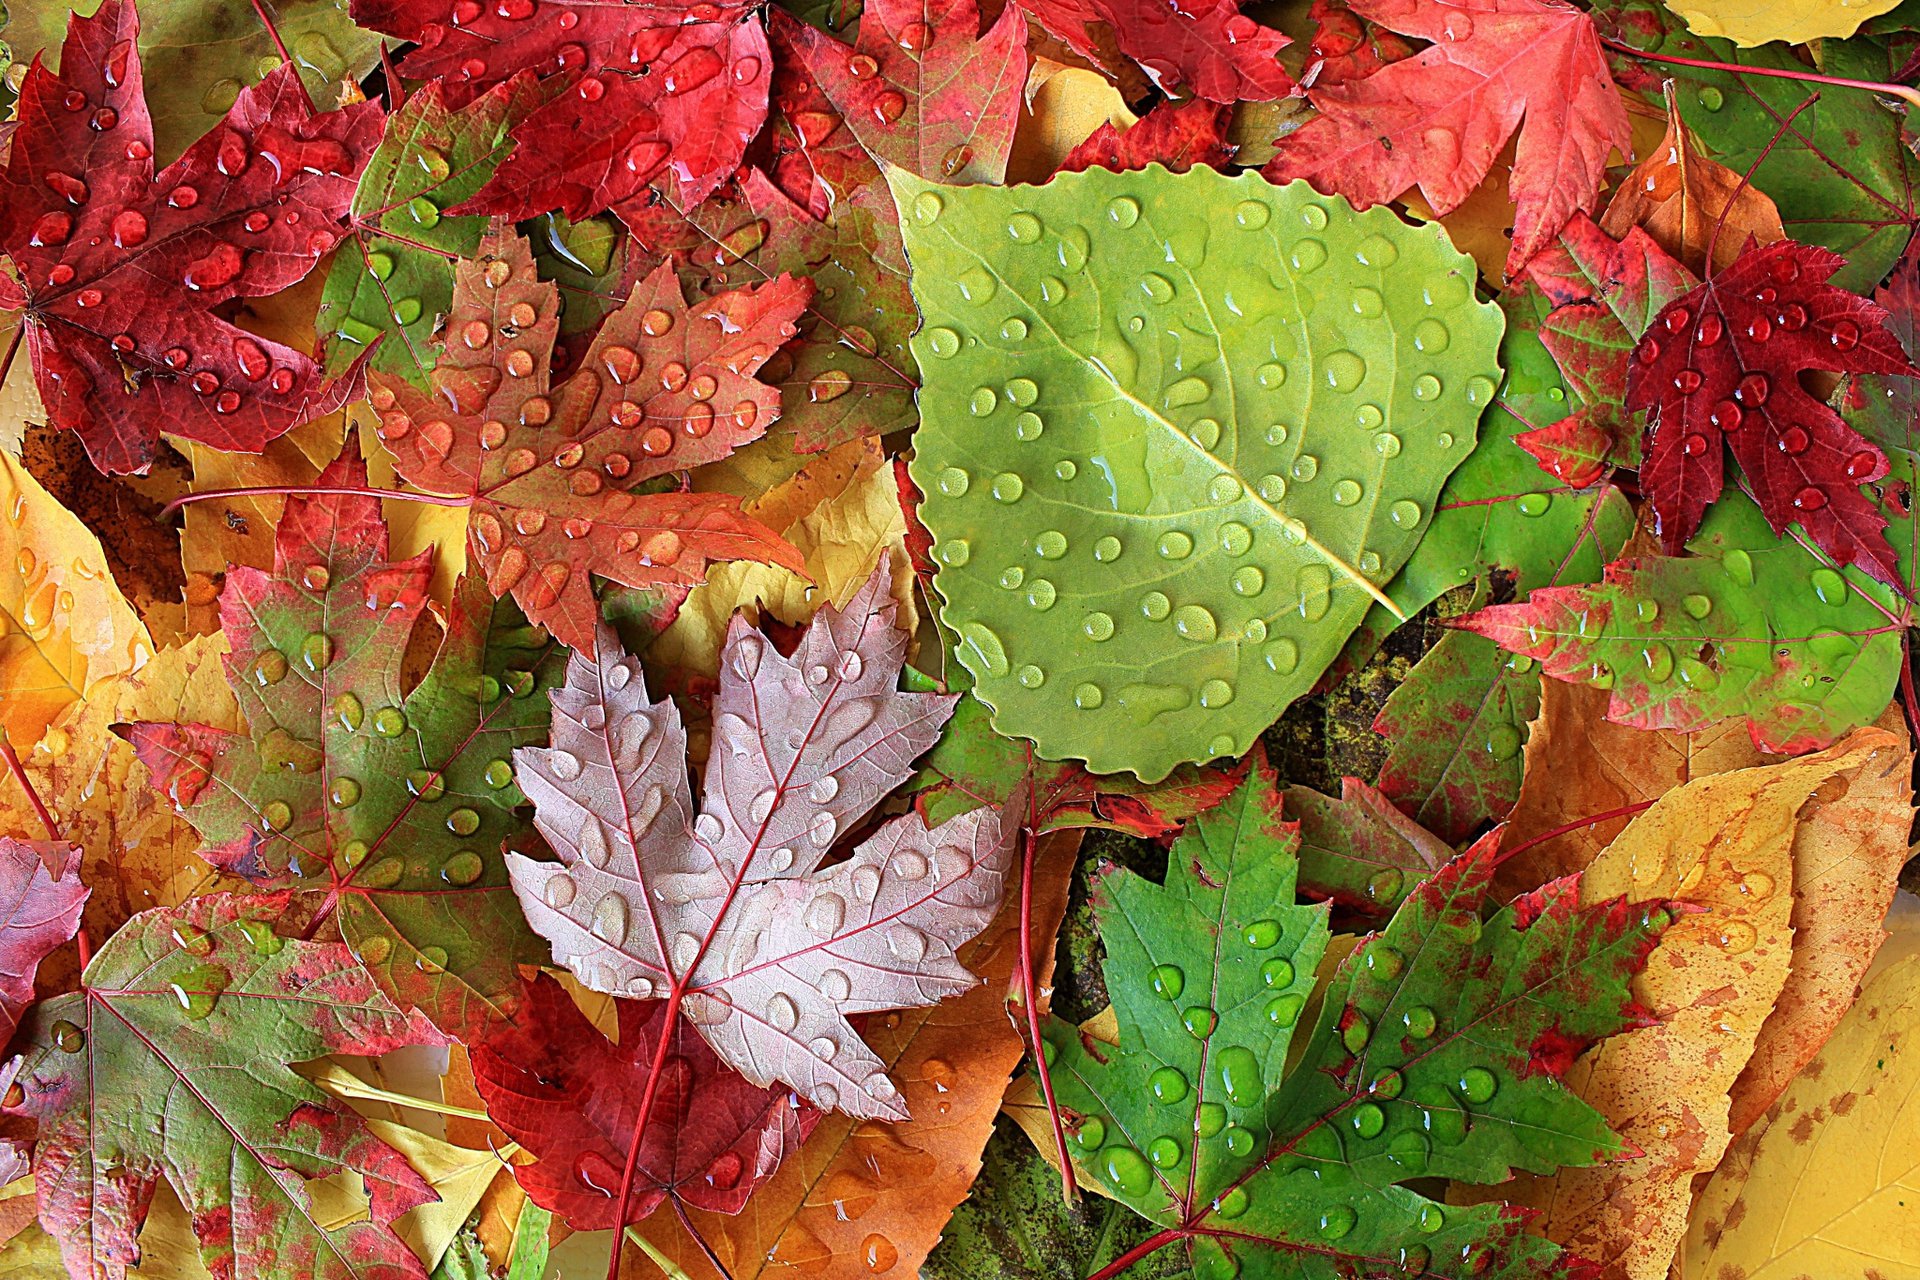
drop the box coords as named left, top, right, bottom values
left=1681, top=898, right=1920, bottom=1280
left=0, top=450, right=152, bottom=748
left=1006, top=60, right=1136, bottom=184
left=0, top=1222, right=63, bottom=1280
left=636, top=831, right=1078, bottom=1279
left=1661, top=0, right=1902, bottom=47
left=1470, top=732, right=1903, bottom=1280
left=650, top=438, right=915, bottom=678
left=1600, top=82, right=1786, bottom=277
left=308, top=1119, right=516, bottom=1272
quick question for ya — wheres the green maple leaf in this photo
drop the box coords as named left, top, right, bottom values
left=320, top=75, right=552, bottom=381
left=1036, top=755, right=1671, bottom=1279
left=126, top=454, right=563, bottom=1043
left=5, top=894, right=445, bottom=1280
left=894, top=164, right=1506, bottom=781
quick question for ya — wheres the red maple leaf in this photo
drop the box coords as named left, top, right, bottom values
left=1020, top=0, right=1293, bottom=103
left=370, top=223, right=807, bottom=653
left=0, top=0, right=381, bottom=474
left=1057, top=98, right=1236, bottom=175
left=471, top=974, right=817, bottom=1229
left=772, top=0, right=1028, bottom=185
left=752, top=14, right=889, bottom=226
left=1305, top=0, right=1415, bottom=82
left=1627, top=238, right=1918, bottom=583
left=351, top=0, right=769, bottom=215
left=1266, top=0, right=1630, bottom=278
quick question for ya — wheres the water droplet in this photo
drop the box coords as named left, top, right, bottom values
left=1107, top=196, right=1140, bottom=227
left=1458, top=1066, right=1498, bottom=1104
left=1149, top=1066, right=1190, bottom=1104
left=926, top=327, right=961, bottom=358
left=1289, top=237, right=1328, bottom=272
left=991, top=473, right=1024, bottom=503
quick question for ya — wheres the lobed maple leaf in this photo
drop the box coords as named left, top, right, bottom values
left=470, top=974, right=818, bottom=1229
left=621, top=166, right=919, bottom=454
left=1057, top=98, right=1237, bottom=176
left=126, top=454, right=564, bottom=1044
left=508, top=558, right=1019, bottom=1119
left=1628, top=237, right=1917, bottom=584
left=771, top=0, right=1029, bottom=186
left=3, top=893, right=447, bottom=1280
left=351, top=0, right=770, bottom=216
left=0, top=0, right=382, bottom=474
left=1036, top=754, right=1673, bottom=1279
left=753, top=13, right=893, bottom=228
left=370, top=223, right=808, bottom=655
left=1306, top=0, right=1415, bottom=82
left=1268, top=0, right=1632, bottom=278
left=0, top=839, right=87, bottom=1047
left=1020, top=0, right=1294, bottom=104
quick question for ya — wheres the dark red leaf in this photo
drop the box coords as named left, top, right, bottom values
left=1627, top=238, right=1917, bottom=582
left=471, top=974, right=817, bottom=1229
left=1057, top=98, right=1235, bottom=175
left=0, top=0, right=381, bottom=474
left=1021, top=0, right=1292, bottom=103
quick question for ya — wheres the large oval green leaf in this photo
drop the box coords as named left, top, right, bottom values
left=895, top=165, right=1504, bottom=780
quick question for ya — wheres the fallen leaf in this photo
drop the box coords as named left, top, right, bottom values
left=1007, top=61, right=1135, bottom=183
left=1018, top=0, right=1293, bottom=104
left=1055, top=97, right=1234, bottom=177
left=369, top=223, right=808, bottom=654
left=508, top=558, right=1018, bottom=1117
left=1598, top=81, right=1785, bottom=277
left=0, top=839, right=86, bottom=1044
left=1679, top=896, right=1920, bottom=1280
left=0, top=0, right=382, bottom=474
left=1660, top=0, right=1904, bottom=47
left=1284, top=774, right=1450, bottom=916
left=629, top=831, right=1077, bottom=1280
left=1267, top=0, right=1632, bottom=277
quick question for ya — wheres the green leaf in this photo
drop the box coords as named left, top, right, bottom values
left=126, top=456, right=564, bottom=1043
left=1599, top=0, right=1918, bottom=292
left=1035, top=757, right=1671, bottom=1279
left=4, top=0, right=381, bottom=164
left=7, top=894, right=445, bottom=1280
left=320, top=75, right=550, bottom=381
left=895, top=165, right=1505, bottom=781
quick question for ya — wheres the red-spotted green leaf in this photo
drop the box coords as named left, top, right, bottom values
left=125, top=454, right=564, bottom=1043
left=3, top=893, right=446, bottom=1280
left=0, top=0, right=381, bottom=474
left=1627, top=238, right=1916, bottom=583
left=1032, top=753, right=1671, bottom=1279
left=352, top=0, right=770, bottom=215
left=1283, top=775, right=1449, bottom=915
left=507, top=560, right=1018, bottom=1119
left=470, top=974, right=818, bottom=1230
left=771, top=0, right=1028, bottom=185
left=369, top=224, right=807, bottom=654
left=621, top=167, right=917, bottom=453
left=1267, top=0, right=1631, bottom=278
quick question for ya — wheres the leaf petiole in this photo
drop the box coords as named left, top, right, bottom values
left=159, top=485, right=473, bottom=521
left=1599, top=35, right=1920, bottom=114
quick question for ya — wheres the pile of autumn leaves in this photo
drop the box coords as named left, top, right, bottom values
left=1, top=0, right=1919, bottom=1278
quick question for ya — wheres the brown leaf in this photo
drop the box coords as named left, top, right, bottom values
left=638, top=831, right=1078, bottom=1279
left=1599, top=81, right=1786, bottom=278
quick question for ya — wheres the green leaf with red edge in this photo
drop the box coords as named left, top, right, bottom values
left=771, top=0, right=1028, bottom=186
left=1031, top=754, right=1672, bottom=1280
left=368, top=223, right=807, bottom=654
left=1057, top=98, right=1236, bottom=176
left=0, top=0, right=382, bottom=475
left=1456, top=491, right=1906, bottom=754
left=1626, top=238, right=1917, bottom=585
left=905, top=665, right=1238, bottom=839
left=1283, top=775, right=1449, bottom=916
left=470, top=973, right=819, bottom=1230
left=1595, top=0, right=1919, bottom=294
left=2, top=893, right=447, bottom=1280
left=621, top=167, right=918, bottom=454
left=352, top=0, right=771, bottom=216
left=1267, top=0, right=1631, bottom=280
left=124, top=454, right=564, bottom=1043
left=1019, top=0, right=1293, bottom=104
left=319, top=73, right=552, bottom=382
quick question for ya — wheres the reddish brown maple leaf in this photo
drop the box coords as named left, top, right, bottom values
left=1020, top=0, right=1293, bottom=104
left=370, top=223, right=807, bottom=654
left=772, top=0, right=1028, bottom=185
left=0, top=0, right=381, bottom=474
left=1627, top=239, right=1917, bottom=582
left=1057, top=98, right=1236, bottom=175
left=351, top=0, right=769, bottom=215
left=1267, top=0, right=1630, bottom=277
left=471, top=974, right=817, bottom=1229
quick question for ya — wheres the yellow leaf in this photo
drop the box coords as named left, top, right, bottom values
left=1662, top=0, right=1902, bottom=47
left=0, top=450, right=152, bottom=747
left=306, top=1119, right=516, bottom=1272
left=1681, top=897, right=1920, bottom=1279
left=1007, top=59, right=1136, bottom=184
left=650, top=438, right=915, bottom=678
left=1468, top=732, right=1905, bottom=1280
